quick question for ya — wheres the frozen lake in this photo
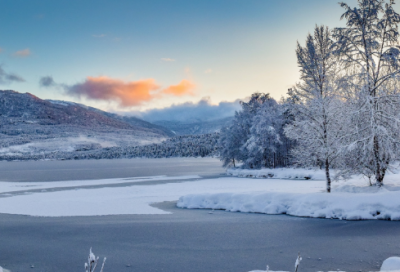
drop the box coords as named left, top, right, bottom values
left=0, top=157, right=224, bottom=182
left=0, top=158, right=398, bottom=272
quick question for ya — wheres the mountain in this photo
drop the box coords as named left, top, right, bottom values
left=0, top=90, right=173, bottom=155
left=153, top=117, right=233, bottom=135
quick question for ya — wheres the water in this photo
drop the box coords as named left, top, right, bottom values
left=0, top=157, right=224, bottom=182
left=0, top=158, right=398, bottom=272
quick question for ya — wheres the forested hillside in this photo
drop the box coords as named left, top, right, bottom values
left=0, top=133, right=220, bottom=161
left=0, top=90, right=173, bottom=153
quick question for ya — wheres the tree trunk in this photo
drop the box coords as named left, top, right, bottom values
left=325, top=158, right=331, bottom=193
left=273, top=152, right=276, bottom=168
left=373, top=135, right=384, bottom=187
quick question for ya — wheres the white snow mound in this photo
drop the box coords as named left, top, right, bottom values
left=381, top=257, right=400, bottom=271
left=0, top=266, right=11, bottom=272
left=177, top=190, right=400, bottom=220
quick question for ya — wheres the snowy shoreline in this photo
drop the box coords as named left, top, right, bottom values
left=177, top=190, right=400, bottom=221
left=178, top=168, right=400, bottom=221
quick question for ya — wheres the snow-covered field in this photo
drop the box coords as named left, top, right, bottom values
left=178, top=168, right=400, bottom=221
left=0, top=170, right=324, bottom=216
left=2, top=167, right=400, bottom=220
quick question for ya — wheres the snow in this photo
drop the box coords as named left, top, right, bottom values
left=0, top=267, right=11, bottom=272
left=47, top=100, right=74, bottom=106
left=0, top=177, right=322, bottom=216
left=226, top=168, right=326, bottom=180
left=0, top=175, right=200, bottom=194
left=381, top=257, right=400, bottom=271
left=178, top=189, right=400, bottom=220
left=3, top=167, right=400, bottom=219
left=178, top=170, right=400, bottom=221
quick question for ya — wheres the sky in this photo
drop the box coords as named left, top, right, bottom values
left=0, top=0, right=370, bottom=117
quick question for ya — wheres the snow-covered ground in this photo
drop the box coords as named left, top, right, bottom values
left=380, top=257, right=400, bottom=271
left=0, top=175, right=200, bottom=194
left=0, top=172, right=323, bottom=216
left=2, top=167, right=400, bottom=219
left=178, top=169, right=400, bottom=221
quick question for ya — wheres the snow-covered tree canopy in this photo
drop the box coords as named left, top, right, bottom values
left=219, top=0, right=400, bottom=188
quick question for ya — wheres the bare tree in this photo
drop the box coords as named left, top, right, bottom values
left=333, top=0, right=400, bottom=186
left=285, top=26, right=344, bottom=192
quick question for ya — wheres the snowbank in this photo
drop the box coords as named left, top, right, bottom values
left=177, top=189, right=400, bottom=220
left=381, top=257, right=400, bottom=271
left=0, top=266, right=11, bottom=272
left=226, top=168, right=325, bottom=180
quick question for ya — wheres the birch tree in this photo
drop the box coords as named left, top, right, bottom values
left=333, top=0, right=400, bottom=186
left=285, top=26, right=344, bottom=192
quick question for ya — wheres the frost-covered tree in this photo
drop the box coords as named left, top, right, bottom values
left=219, top=93, right=293, bottom=169
left=333, top=0, right=400, bottom=186
left=231, top=93, right=271, bottom=167
left=219, top=125, right=241, bottom=167
left=245, top=97, right=284, bottom=168
left=285, top=26, right=344, bottom=192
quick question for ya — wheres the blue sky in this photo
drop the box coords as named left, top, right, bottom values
left=0, top=0, right=367, bottom=112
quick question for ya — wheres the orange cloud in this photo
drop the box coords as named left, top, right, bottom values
left=65, top=76, right=195, bottom=107
left=162, top=79, right=195, bottom=96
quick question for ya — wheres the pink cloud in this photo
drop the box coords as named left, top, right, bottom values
left=65, top=76, right=195, bottom=107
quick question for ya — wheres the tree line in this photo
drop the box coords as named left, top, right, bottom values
left=219, top=0, right=400, bottom=192
left=0, top=133, right=220, bottom=161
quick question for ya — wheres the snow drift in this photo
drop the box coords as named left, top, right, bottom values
left=177, top=189, right=400, bottom=220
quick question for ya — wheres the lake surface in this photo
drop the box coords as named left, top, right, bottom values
left=0, top=157, right=224, bottom=182
left=0, top=158, right=398, bottom=272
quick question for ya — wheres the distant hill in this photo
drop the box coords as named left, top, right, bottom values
left=153, top=117, right=233, bottom=135
left=0, top=90, right=173, bottom=155
left=0, top=90, right=234, bottom=159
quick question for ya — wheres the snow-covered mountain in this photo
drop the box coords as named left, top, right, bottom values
left=0, top=90, right=173, bottom=154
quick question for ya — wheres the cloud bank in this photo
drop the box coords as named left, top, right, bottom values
left=0, top=67, right=25, bottom=84
left=40, top=76, right=195, bottom=107
left=135, top=97, right=241, bottom=122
